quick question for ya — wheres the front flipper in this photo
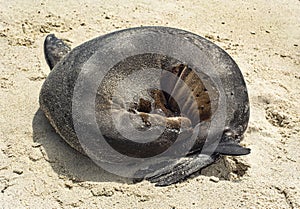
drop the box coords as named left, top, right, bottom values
left=214, top=142, right=250, bottom=156
left=134, top=154, right=219, bottom=186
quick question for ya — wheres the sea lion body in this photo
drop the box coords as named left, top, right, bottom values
left=40, top=27, right=250, bottom=186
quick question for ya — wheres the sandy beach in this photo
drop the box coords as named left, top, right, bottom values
left=0, top=0, right=299, bottom=208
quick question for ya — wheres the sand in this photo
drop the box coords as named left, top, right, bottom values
left=0, top=0, right=299, bottom=208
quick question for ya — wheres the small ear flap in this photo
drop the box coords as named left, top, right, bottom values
left=215, top=142, right=251, bottom=156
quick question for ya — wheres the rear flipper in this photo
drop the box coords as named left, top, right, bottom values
left=134, top=153, right=219, bottom=186
left=134, top=142, right=250, bottom=186
left=44, top=34, right=71, bottom=70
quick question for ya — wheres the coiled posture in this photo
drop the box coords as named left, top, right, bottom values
left=40, top=27, right=250, bottom=186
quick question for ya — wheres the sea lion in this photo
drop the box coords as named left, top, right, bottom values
left=40, top=26, right=250, bottom=186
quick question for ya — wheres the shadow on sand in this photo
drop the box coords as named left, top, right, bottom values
left=32, top=108, right=131, bottom=184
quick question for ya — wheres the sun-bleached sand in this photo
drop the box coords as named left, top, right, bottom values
left=0, top=0, right=299, bottom=208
